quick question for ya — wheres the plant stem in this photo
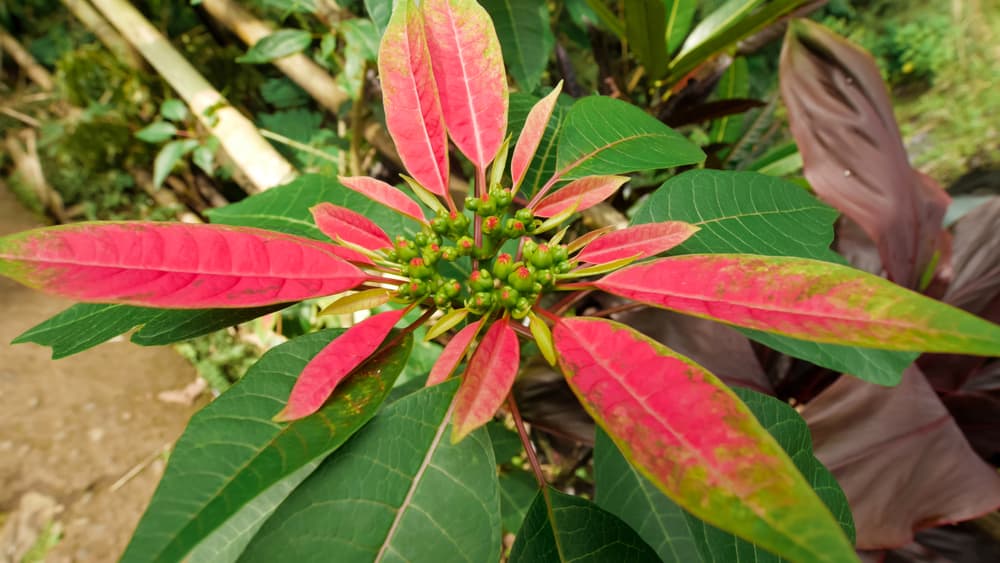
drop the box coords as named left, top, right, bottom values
left=508, top=395, right=547, bottom=489
left=588, top=301, right=645, bottom=318
left=551, top=289, right=592, bottom=316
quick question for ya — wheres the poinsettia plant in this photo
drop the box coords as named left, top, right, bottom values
left=3, top=1, right=1000, bottom=561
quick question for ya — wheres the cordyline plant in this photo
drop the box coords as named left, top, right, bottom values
left=3, top=2, right=1000, bottom=561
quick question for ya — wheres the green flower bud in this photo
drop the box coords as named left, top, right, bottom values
left=464, top=196, right=479, bottom=211
left=421, top=244, right=441, bottom=266
left=456, top=236, right=475, bottom=256
left=408, top=257, right=433, bottom=279
left=551, top=244, right=569, bottom=264
left=503, top=218, right=526, bottom=238
left=395, top=237, right=419, bottom=261
left=476, top=195, right=496, bottom=216
left=508, top=265, right=535, bottom=292
left=499, top=286, right=520, bottom=308
left=522, top=239, right=539, bottom=260
left=535, top=269, right=555, bottom=288
left=469, top=269, right=494, bottom=292
left=483, top=215, right=502, bottom=236
left=448, top=211, right=470, bottom=237
left=515, top=208, right=534, bottom=223
left=466, top=291, right=494, bottom=314
left=529, top=243, right=553, bottom=268
left=512, top=297, right=533, bottom=320
left=440, top=245, right=459, bottom=261
left=430, top=216, right=449, bottom=234
left=492, top=253, right=515, bottom=279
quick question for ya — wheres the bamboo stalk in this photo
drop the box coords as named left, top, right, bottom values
left=0, top=27, right=55, bottom=90
left=88, top=0, right=297, bottom=193
left=200, top=0, right=350, bottom=115
left=60, top=0, right=144, bottom=69
left=199, top=0, right=471, bottom=195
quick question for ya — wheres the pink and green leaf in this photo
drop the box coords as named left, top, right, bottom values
left=338, top=175, right=427, bottom=223
left=0, top=222, right=366, bottom=308
left=379, top=0, right=450, bottom=196
left=275, top=309, right=406, bottom=421
left=421, top=0, right=509, bottom=169
left=426, top=319, right=481, bottom=387
left=594, top=254, right=1000, bottom=356
left=532, top=175, right=628, bottom=218
left=511, top=83, right=563, bottom=192
left=451, top=318, right=519, bottom=442
left=577, top=221, right=700, bottom=264
left=553, top=316, right=857, bottom=562
left=310, top=203, right=393, bottom=251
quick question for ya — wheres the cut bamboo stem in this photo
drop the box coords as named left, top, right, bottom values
left=201, top=0, right=350, bottom=115
left=88, top=0, right=297, bottom=193
left=60, top=0, right=145, bottom=69
left=0, top=27, right=55, bottom=90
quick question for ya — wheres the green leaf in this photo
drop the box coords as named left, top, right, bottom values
left=685, top=388, right=855, bottom=561
left=153, top=139, right=198, bottom=187
left=13, top=303, right=284, bottom=359
left=594, top=428, right=700, bottom=562
left=121, top=330, right=412, bottom=562
left=192, top=141, right=217, bottom=175
left=595, top=387, right=855, bottom=562
left=664, top=0, right=697, bottom=54
left=340, top=18, right=380, bottom=61
left=556, top=96, right=705, bottom=180
left=631, top=171, right=916, bottom=392
left=207, top=174, right=420, bottom=241
left=709, top=57, right=750, bottom=145
left=160, top=98, right=189, bottom=122
left=500, top=470, right=538, bottom=534
left=507, top=92, right=567, bottom=196
left=236, top=29, right=313, bottom=64
left=482, top=0, right=555, bottom=91
left=509, top=487, right=662, bottom=562
left=240, top=380, right=502, bottom=562
left=625, top=0, right=669, bottom=80
left=668, top=0, right=806, bottom=84
left=365, top=0, right=393, bottom=35
left=487, top=420, right=523, bottom=462
left=583, top=0, right=625, bottom=38
left=135, top=121, right=177, bottom=143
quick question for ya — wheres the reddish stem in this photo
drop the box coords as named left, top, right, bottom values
left=550, top=289, right=593, bottom=316
left=507, top=395, right=547, bottom=489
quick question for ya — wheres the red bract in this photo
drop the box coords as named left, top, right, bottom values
left=338, top=176, right=427, bottom=223
left=426, top=320, right=481, bottom=387
left=553, top=317, right=855, bottom=562
left=532, top=175, right=628, bottom=218
left=511, top=83, right=562, bottom=192
left=275, top=309, right=406, bottom=421
left=593, top=254, right=1000, bottom=355
left=310, top=203, right=394, bottom=251
left=0, top=222, right=366, bottom=308
left=379, top=0, right=450, bottom=196
left=421, top=0, right=508, bottom=169
left=451, top=318, right=519, bottom=442
left=576, top=222, right=699, bottom=264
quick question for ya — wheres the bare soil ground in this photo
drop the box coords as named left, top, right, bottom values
left=0, top=185, right=201, bottom=562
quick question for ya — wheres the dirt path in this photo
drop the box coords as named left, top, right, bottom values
left=0, top=185, right=202, bottom=562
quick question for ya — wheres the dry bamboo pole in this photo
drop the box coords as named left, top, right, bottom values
left=88, top=0, right=297, bottom=193
left=60, top=0, right=144, bottom=69
left=199, top=0, right=474, bottom=195
left=0, top=28, right=55, bottom=90
left=200, top=0, right=350, bottom=115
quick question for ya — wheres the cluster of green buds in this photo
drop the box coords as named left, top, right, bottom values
left=384, top=184, right=575, bottom=321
